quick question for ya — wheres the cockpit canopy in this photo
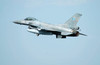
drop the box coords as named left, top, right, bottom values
left=24, top=17, right=37, bottom=21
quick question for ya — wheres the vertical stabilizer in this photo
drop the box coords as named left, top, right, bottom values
left=64, top=13, right=82, bottom=28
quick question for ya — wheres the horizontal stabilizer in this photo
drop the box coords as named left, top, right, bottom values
left=79, top=33, right=87, bottom=36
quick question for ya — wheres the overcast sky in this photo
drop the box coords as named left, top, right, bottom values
left=0, top=0, right=100, bottom=65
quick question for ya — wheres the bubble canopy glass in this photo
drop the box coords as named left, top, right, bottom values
left=24, top=17, right=37, bottom=21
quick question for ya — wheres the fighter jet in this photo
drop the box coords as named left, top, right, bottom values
left=13, top=13, right=86, bottom=38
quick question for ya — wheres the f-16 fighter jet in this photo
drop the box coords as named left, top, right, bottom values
left=13, top=13, right=86, bottom=38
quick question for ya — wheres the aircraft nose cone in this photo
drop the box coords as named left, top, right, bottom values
left=13, top=21, right=17, bottom=23
left=13, top=21, right=20, bottom=24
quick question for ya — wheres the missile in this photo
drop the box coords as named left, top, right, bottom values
left=27, top=29, right=39, bottom=34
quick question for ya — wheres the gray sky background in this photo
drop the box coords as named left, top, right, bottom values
left=0, top=0, right=100, bottom=65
